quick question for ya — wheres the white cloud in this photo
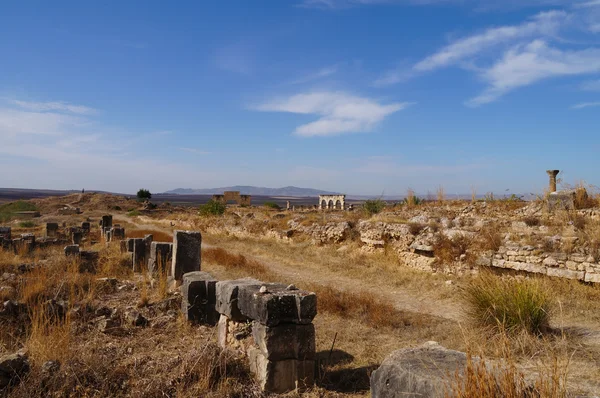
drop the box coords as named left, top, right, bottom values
left=571, top=101, right=600, bottom=108
left=575, top=0, right=600, bottom=7
left=254, top=91, right=411, bottom=137
left=467, top=40, right=600, bottom=106
left=10, top=99, right=97, bottom=115
left=0, top=108, right=87, bottom=137
left=415, top=11, right=568, bottom=72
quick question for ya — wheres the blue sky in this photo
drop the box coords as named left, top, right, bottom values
left=1, top=0, right=599, bottom=196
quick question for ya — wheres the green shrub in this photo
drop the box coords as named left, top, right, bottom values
left=127, top=210, right=140, bottom=217
left=463, top=274, right=551, bottom=335
left=363, top=199, right=386, bottom=216
left=263, top=201, right=281, bottom=210
left=19, top=221, right=36, bottom=228
left=0, top=200, right=39, bottom=222
left=199, top=200, right=226, bottom=216
left=136, top=189, right=152, bottom=201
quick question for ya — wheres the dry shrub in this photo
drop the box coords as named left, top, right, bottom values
left=447, top=352, right=567, bottom=398
left=463, top=274, right=551, bottom=336
left=434, top=233, right=473, bottom=264
left=155, top=254, right=169, bottom=299
left=571, top=214, right=586, bottom=230
left=574, top=184, right=597, bottom=209
left=128, top=229, right=173, bottom=242
left=98, top=244, right=133, bottom=278
left=522, top=216, right=540, bottom=227
left=408, top=222, right=426, bottom=236
left=26, top=299, right=72, bottom=365
left=437, top=185, right=445, bottom=203
left=202, top=247, right=271, bottom=280
left=478, top=224, right=503, bottom=252
left=304, top=283, right=407, bottom=329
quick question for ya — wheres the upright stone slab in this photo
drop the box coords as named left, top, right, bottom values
left=46, top=223, right=59, bottom=238
left=238, top=283, right=317, bottom=326
left=79, top=251, right=99, bottom=273
left=148, top=242, right=173, bottom=274
left=215, top=278, right=261, bottom=321
left=131, top=238, right=145, bottom=272
left=0, top=227, right=11, bottom=240
left=181, top=271, right=219, bottom=325
left=81, top=222, right=90, bottom=234
left=171, top=231, right=201, bottom=282
left=72, top=231, right=83, bottom=245
left=101, top=215, right=113, bottom=229
left=111, top=227, right=125, bottom=240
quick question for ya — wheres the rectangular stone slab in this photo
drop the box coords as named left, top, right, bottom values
left=248, top=347, right=315, bottom=393
left=181, top=271, right=218, bottom=325
left=215, top=278, right=261, bottom=321
left=252, top=321, right=315, bottom=361
left=148, top=242, right=173, bottom=275
left=238, top=283, right=317, bottom=326
left=171, top=231, right=201, bottom=281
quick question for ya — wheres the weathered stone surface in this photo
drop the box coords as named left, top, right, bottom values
left=171, top=231, right=201, bottom=281
left=0, top=351, right=29, bottom=389
left=64, top=245, right=80, bottom=256
left=181, top=271, right=218, bottom=325
left=248, top=347, right=314, bottom=393
left=370, top=342, right=468, bottom=398
left=111, top=227, right=125, bottom=241
left=131, top=238, right=145, bottom=272
left=79, top=251, right=99, bottom=273
left=81, top=222, right=90, bottom=233
left=101, top=215, right=113, bottom=229
left=217, top=314, right=253, bottom=352
left=215, top=278, right=261, bottom=321
left=584, top=272, right=600, bottom=283
left=0, top=227, right=11, bottom=240
left=72, top=231, right=83, bottom=245
left=148, top=242, right=173, bottom=275
left=46, top=223, right=59, bottom=238
left=238, top=283, right=317, bottom=327
left=252, top=322, right=315, bottom=360
left=546, top=267, right=584, bottom=280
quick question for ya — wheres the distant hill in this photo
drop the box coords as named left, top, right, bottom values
left=163, top=186, right=339, bottom=197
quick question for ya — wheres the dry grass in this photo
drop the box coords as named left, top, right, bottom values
left=128, top=228, right=173, bottom=242
left=433, top=233, right=473, bottom=265
left=477, top=224, right=504, bottom=252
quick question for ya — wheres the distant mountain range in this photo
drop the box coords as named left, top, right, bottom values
left=163, top=186, right=340, bottom=197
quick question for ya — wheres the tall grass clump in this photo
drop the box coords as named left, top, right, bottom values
left=0, top=200, right=39, bottom=222
left=363, top=199, right=386, bottom=216
left=263, top=201, right=281, bottom=210
left=463, top=274, right=551, bottom=335
left=199, top=200, right=226, bottom=216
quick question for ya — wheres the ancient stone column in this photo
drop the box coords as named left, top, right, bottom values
left=171, top=231, right=202, bottom=282
left=546, top=170, right=560, bottom=193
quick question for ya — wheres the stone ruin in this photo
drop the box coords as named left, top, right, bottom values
left=181, top=273, right=317, bottom=393
left=211, top=191, right=252, bottom=206
left=58, top=207, right=80, bottom=215
left=545, top=169, right=588, bottom=211
left=318, top=194, right=346, bottom=210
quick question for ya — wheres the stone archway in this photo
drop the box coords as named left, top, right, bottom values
left=328, top=200, right=334, bottom=209
left=335, top=200, right=342, bottom=209
left=318, top=194, right=346, bottom=210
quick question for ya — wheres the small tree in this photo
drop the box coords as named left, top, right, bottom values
left=137, top=189, right=152, bottom=201
left=199, top=200, right=226, bottom=216
left=263, top=201, right=281, bottom=210
left=363, top=199, right=386, bottom=216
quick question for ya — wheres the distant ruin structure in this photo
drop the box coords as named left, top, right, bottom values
left=318, top=195, right=346, bottom=210
left=546, top=170, right=560, bottom=193
left=212, top=191, right=251, bottom=206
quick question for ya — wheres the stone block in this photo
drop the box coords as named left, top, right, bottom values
left=81, top=222, right=90, bottom=233
left=215, top=278, right=261, bottom=321
left=238, top=283, right=317, bottom=326
left=46, top=223, right=59, bottom=238
left=546, top=267, right=584, bottom=280
left=0, top=227, right=11, bottom=240
left=79, top=251, right=99, bottom=273
left=217, top=314, right=253, bottom=351
left=111, top=227, right=125, bottom=241
left=131, top=238, right=146, bottom=272
left=148, top=242, right=173, bottom=274
left=64, top=245, right=80, bottom=256
left=101, top=215, right=113, bottom=229
left=584, top=272, right=600, bottom=283
left=120, top=240, right=127, bottom=253
left=252, top=321, right=315, bottom=360
left=248, top=347, right=314, bottom=393
left=72, top=231, right=83, bottom=245
left=126, top=238, right=135, bottom=252
left=171, top=231, right=201, bottom=281
left=181, top=271, right=218, bottom=325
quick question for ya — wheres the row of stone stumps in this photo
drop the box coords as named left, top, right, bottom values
left=181, top=274, right=318, bottom=394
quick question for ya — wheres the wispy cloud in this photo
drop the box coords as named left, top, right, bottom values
left=254, top=91, right=411, bottom=137
left=10, top=99, right=97, bottom=115
left=581, top=79, right=600, bottom=91
left=575, top=0, right=600, bottom=8
left=289, top=65, right=338, bottom=84
left=467, top=40, right=600, bottom=106
left=571, top=101, right=600, bottom=108
left=414, top=11, right=568, bottom=72
left=179, top=147, right=211, bottom=155
left=375, top=10, right=569, bottom=87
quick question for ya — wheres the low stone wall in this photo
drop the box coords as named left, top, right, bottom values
left=488, top=245, right=600, bottom=283
left=181, top=273, right=317, bottom=394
